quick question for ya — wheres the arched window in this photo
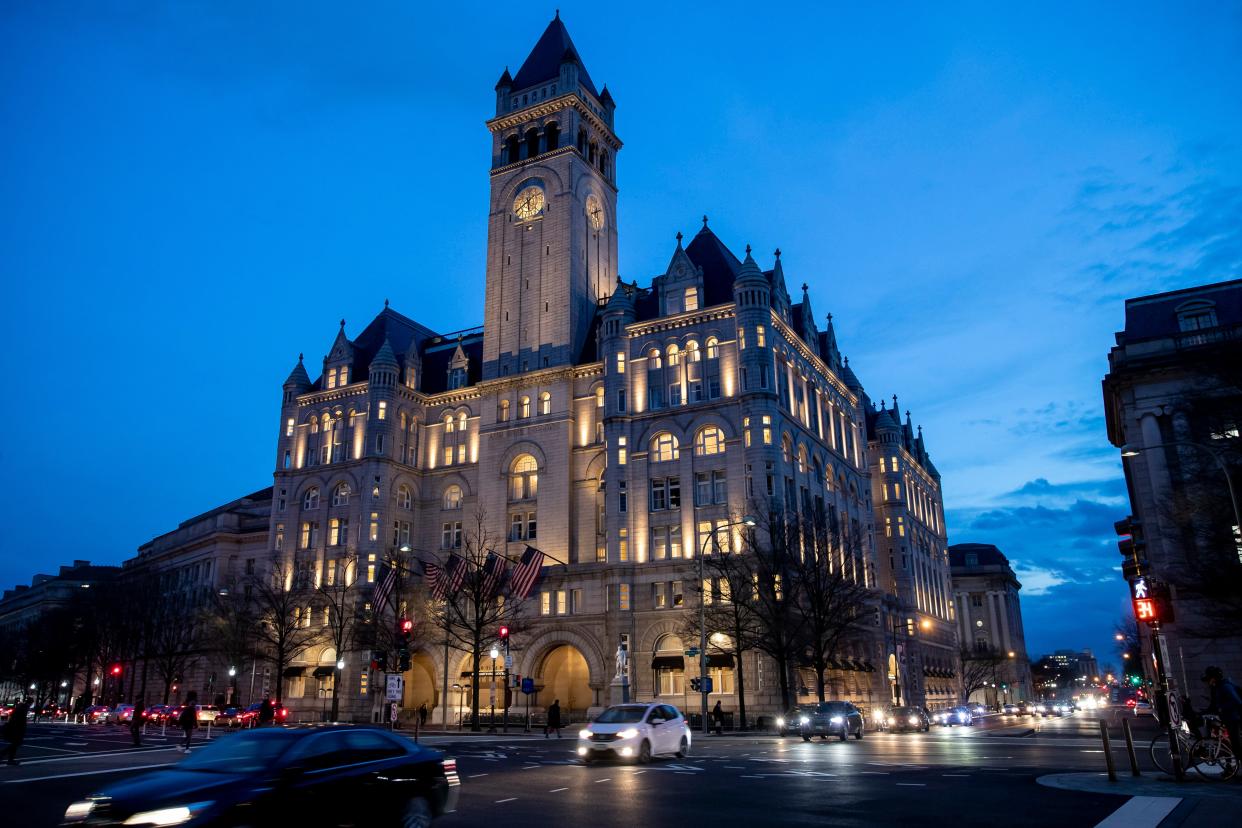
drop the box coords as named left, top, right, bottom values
left=545, top=122, right=559, bottom=151
left=797, top=445, right=808, bottom=474
left=647, top=348, right=662, bottom=369
left=519, top=396, right=531, bottom=418
left=442, top=484, right=462, bottom=510
left=525, top=127, right=540, bottom=159
left=331, top=483, right=351, bottom=507
left=576, top=128, right=586, bottom=152
left=705, top=337, right=719, bottom=359
left=458, top=412, right=467, bottom=432
left=444, top=414, right=455, bottom=434
left=595, top=387, right=604, bottom=407
left=782, top=434, right=793, bottom=464
left=538, top=392, right=551, bottom=415
left=695, top=426, right=726, bottom=456
left=651, top=432, right=680, bottom=463
left=684, top=287, right=699, bottom=312
left=499, top=399, right=510, bottom=422
left=303, top=487, right=320, bottom=510
left=504, top=135, right=519, bottom=165
left=397, top=485, right=412, bottom=510
left=667, top=344, right=681, bottom=366
left=685, top=340, right=700, bottom=362
left=510, top=454, right=539, bottom=500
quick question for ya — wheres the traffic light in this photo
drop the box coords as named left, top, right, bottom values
left=371, top=650, right=388, bottom=671
left=110, top=664, right=122, bottom=677
left=398, top=651, right=411, bottom=672
left=498, top=625, right=510, bottom=641
left=689, top=677, right=701, bottom=693
left=1115, top=517, right=1147, bottom=581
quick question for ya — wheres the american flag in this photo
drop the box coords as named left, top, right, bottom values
left=445, top=554, right=467, bottom=594
left=509, top=545, right=545, bottom=599
left=423, top=560, right=446, bottom=601
left=480, top=552, right=506, bottom=600
left=372, top=562, right=398, bottom=612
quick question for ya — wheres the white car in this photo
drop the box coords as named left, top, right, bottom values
left=577, top=702, right=691, bottom=764
left=1134, top=701, right=1155, bottom=717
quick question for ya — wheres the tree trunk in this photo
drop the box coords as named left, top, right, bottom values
left=330, top=668, right=340, bottom=722
left=776, top=653, right=792, bottom=709
left=816, top=661, right=827, bottom=702
left=735, top=650, right=748, bottom=730
left=469, top=632, right=483, bottom=732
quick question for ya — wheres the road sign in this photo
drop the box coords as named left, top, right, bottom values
left=504, top=653, right=513, bottom=670
left=385, top=674, right=404, bottom=702
left=685, top=648, right=700, bottom=657
left=521, top=677, right=535, bottom=695
left=390, top=702, right=399, bottom=723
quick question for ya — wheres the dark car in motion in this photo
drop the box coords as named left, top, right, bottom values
left=62, top=726, right=459, bottom=827
left=775, top=705, right=815, bottom=737
left=882, top=706, right=931, bottom=732
left=799, top=701, right=865, bottom=741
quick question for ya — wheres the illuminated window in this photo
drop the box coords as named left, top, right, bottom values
left=541, top=592, right=552, bottom=615
left=739, top=327, right=746, bottom=350
left=519, top=396, right=531, bottom=418
left=897, top=516, right=906, bottom=537
left=684, top=287, right=699, bottom=312
left=616, top=352, right=625, bottom=374
left=377, top=402, right=387, bottom=420
left=667, top=344, right=681, bottom=366
left=762, top=415, right=772, bottom=445
left=618, top=528, right=628, bottom=562
left=510, top=454, right=539, bottom=500
left=499, top=399, right=510, bottom=422
left=442, top=484, right=463, bottom=510
left=303, top=487, right=320, bottom=510
left=396, top=485, right=412, bottom=510
left=444, top=414, right=454, bottom=434
left=556, top=589, right=567, bottom=615
left=619, top=583, right=631, bottom=611
left=651, top=432, right=680, bottom=462
left=756, top=325, right=766, bottom=347
left=695, top=426, right=726, bottom=456
left=299, top=521, right=317, bottom=549
left=617, top=436, right=627, bottom=465
left=648, top=348, right=662, bottom=369
left=595, top=387, right=604, bottom=408
left=442, top=521, right=462, bottom=549
left=686, top=340, right=700, bottom=363
left=285, top=418, right=295, bottom=437
left=274, top=524, right=284, bottom=551
left=369, top=512, right=379, bottom=542
left=329, top=517, right=348, bottom=546
left=332, top=483, right=351, bottom=507
left=539, top=392, right=551, bottom=415
left=880, top=457, right=887, bottom=474
left=705, top=337, right=719, bottom=359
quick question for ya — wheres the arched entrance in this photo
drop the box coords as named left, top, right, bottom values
left=539, top=645, right=592, bottom=723
left=402, top=651, right=438, bottom=716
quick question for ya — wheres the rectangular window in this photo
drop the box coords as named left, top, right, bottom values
left=324, top=559, right=337, bottom=587
left=527, top=512, right=537, bottom=540
left=695, top=473, right=712, bottom=507
left=672, top=581, right=684, bottom=607
left=668, top=477, right=681, bottom=509
left=762, top=415, right=772, bottom=445
left=618, top=436, right=627, bottom=465
left=285, top=418, right=295, bottom=437
left=618, top=528, right=629, bottom=562
left=618, top=480, right=628, bottom=513
left=571, top=588, right=583, bottom=613
left=756, top=325, right=766, bottom=347
left=713, top=471, right=727, bottom=504
left=619, top=583, right=631, bottom=611
left=739, top=327, right=746, bottom=350
left=274, top=523, right=284, bottom=551
left=541, top=592, right=552, bottom=616
left=329, top=517, right=348, bottom=547
left=650, top=479, right=667, bottom=511
left=510, top=513, right=525, bottom=541
left=652, top=526, right=668, bottom=560
left=885, top=517, right=892, bottom=537
left=654, top=583, right=667, bottom=609
left=897, top=516, right=906, bottom=537
left=702, top=578, right=713, bottom=605
left=378, top=401, right=387, bottom=420
left=442, top=521, right=462, bottom=549
left=369, top=512, right=379, bottom=542
left=616, top=352, right=626, bottom=374
left=556, top=589, right=567, bottom=615
left=300, top=521, right=317, bottom=549
left=616, top=388, right=626, bottom=413
left=670, top=525, right=682, bottom=559
left=669, top=383, right=681, bottom=406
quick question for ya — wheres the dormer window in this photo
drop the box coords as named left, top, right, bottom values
left=684, top=287, right=699, bottom=312
left=1177, top=300, right=1218, bottom=333
left=326, top=366, right=349, bottom=390
left=448, top=367, right=467, bottom=389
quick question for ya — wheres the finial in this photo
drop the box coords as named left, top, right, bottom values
left=555, top=9, right=560, bottom=18
left=339, top=318, right=346, bottom=330
left=826, top=312, right=833, bottom=323
left=892, top=394, right=899, bottom=411
left=745, top=243, right=752, bottom=255
left=880, top=398, right=886, bottom=410
left=775, top=247, right=782, bottom=259
left=384, top=298, right=389, bottom=309
left=676, top=231, right=683, bottom=246
left=906, top=409, right=912, bottom=422
left=844, top=356, right=849, bottom=365
left=702, top=215, right=709, bottom=228
left=298, top=353, right=304, bottom=363
left=918, top=424, right=923, bottom=435
left=801, top=282, right=809, bottom=295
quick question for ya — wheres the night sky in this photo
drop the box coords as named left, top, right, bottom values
left=3, top=2, right=1240, bottom=668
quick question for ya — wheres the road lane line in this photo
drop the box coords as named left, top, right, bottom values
left=495, top=798, right=517, bottom=804
left=594, top=778, right=611, bottom=783
left=739, top=775, right=763, bottom=779
left=468, top=773, right=489, bottom=778
left=896, top=783, right=926, bottom=786
left=550, top=787, right=568, bottom=793
left=3, top=762, right=177, bottom=784
left=1093, top=796, right=1181, bottom=828
left=941, top=774, right=970, bottom=777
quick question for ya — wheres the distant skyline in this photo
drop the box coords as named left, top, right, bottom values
left=3, top=2, right=1240, bottom=666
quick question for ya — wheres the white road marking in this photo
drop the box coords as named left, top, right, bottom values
left=550, top=787, right=568, bottom=793
left=896, top=783, right=927, bottom=787
left=495, top=797, right=517, bottom=804
left=724, top=765, right=745, bottom=769
left=3, top=762, right=176, bottom=784
left=859, top=771, right=889, bottom=775
left=521, top=764, right=539, bottom=770
left=1093, top=796, right=1181, bottom=828
left=632, top=770, right=646, bottom=775
left=594, top=778, right=611, bottom=783
left=740, top=775, right=763, bottom=779
left=941, top=774, right=970, bottom=777
left=468, top=773, right=489, bottom=778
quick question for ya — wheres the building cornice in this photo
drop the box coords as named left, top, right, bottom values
left=486, top=93, right=623, bottom=151
left=625, top=305, right=736, bottom=339
left=769, top=312, right=858, bottom=406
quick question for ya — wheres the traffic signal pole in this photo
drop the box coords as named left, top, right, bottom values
left=1150, top=621, right=1184, bottom=781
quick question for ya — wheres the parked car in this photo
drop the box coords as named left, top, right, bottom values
left=775, top=705, right=815, bottom=737
left=934, top=706, right=974, bottom=726
left=106, top=704, right=135, bottom=724
left=215, top=707, right=245, bottom=727
left=244, top=701, right=290, bottom=724
left=882, top=706, right=931, bottom=732
left=144, top=705, right=170, bottom=724
left=1134, top=700, right=1155, bottom=717
left=195, top=704, right=221, bottom=724
left=63, top=726, right=459, bottom=827
left=799, top=701, right=865, bottom=741
left=577, top=702, right=691, bottom=763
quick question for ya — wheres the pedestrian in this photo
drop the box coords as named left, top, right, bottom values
left=1201, top=665, right=1242, bottom=756
left=545, top=699, right=562, bottom=739
left=258, top=694, right=275, bottom=727
left=129, top=702, right=145, bottom=747
left=177, top=694, right=197, bottom=753
left=712, top=700, right=724, bottom=735
left=2, top=698, right=30, bottom=766
left=418, top=703, right=428, bottom=728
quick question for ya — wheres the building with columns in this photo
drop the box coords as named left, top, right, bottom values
left=1103, top=278, right=1242, bottom=696
left=949, top=543, right=1033, bottom=704
left=118, top=15, right=960, bottom=725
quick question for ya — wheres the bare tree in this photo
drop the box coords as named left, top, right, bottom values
left=315, top=551, right=366, bottom=721
left=249, top=555, right=323, bottom=705
left=959, top=647, right=1007, bottom=704
left=744, top=504, right=805, bottom=711
left=209, top=578, right=260, bottom=706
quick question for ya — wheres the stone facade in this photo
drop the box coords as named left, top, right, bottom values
left=949, top=544, right=1033, bottom=704
left=1103, top=277, right=1242, bottom=695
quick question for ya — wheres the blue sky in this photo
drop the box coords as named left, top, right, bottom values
left=3, top=2, right=1240, bottom=665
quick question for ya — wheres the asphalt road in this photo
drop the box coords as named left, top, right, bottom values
left=0, top=710, right=1189, bottom=827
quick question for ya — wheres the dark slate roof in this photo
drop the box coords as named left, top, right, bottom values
left=948, top=543, right=1010, bottom=569
left=683, top=225, right=742, bottom=308
left=1121, top=278, right=1242, bottom=342
left=512, top=15, right=598, bottom=97
left=419, top=333, right=484, bottom=395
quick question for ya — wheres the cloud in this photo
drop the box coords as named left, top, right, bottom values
left=1007, top=477, right=1127, bottom=500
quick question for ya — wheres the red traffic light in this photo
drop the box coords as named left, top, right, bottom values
left=498, top=625, right=510, bottom=639
left=110, top=664, right=122, bottom=676
left=401, top=618, right=414, bottom=633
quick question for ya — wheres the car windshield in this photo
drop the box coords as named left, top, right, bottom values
left=178, top=730, right=301, bottom=774
left=892, top=707, right=919, bottom=715
left=594, top=705, right=649, bottom=724
left=816, top=703, right=848, bottom=713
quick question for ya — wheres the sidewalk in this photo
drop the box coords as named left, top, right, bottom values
left=1038, top=771, right=1242, bottom=801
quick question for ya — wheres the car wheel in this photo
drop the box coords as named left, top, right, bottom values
left=581, top=754, right=593, bottom=765
left=396, top=796, right=433, bottom=828
left=675, top=736, right=689, bottom=758
left=638, top=739, right=652, bottom=764
left=854, top=726, right=863, bottom=740
left=802, top=735, right=811, bottom=742
left=839, top=729, right=847, bottom=742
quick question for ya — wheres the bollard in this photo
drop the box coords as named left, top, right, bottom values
left=1099, top=720, right=1117, bottom=782
left=161, top=720, right=166, bottom=737
left=206, top=720, right=212, bottom=741
left=1121, top=719, right=1141, bottom=777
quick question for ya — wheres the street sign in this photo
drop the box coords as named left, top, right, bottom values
left=385, top=674, right=404, bottom=702
left=685, top=648, right=700, bottom=657
left=504, top=653, right=513, bottom=670
left=521, top=677, right=535, bottom=695
left=390, top=702, right=399, bottom=723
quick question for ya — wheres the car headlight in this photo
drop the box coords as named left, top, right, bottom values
left=122, top=802, right=213, bottom=826
left=799, top=716, right=810, bottom=725
left=775, top=716, right=786, bottom=727
left=617, top=728, right=639, bottom=740
left=578, top=729, right=593, bottom=740
left=908, top=716, right=919, bottom=726
left=885, top=717, right=894, bottom=725
left=829, top=716, right=843, bottom=724
left=64, top=801, right=96, bottom=822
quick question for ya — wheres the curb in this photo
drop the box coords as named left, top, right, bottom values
left=1037, top=772, right=1242, bottom=801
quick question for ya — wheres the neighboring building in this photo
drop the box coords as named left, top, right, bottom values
left=1103, top=278, right=1242, bottom=697
left=949, top=543, right=1032, bottom=704
left=0, top=560, right=119, bottom=703
left=118, top=15, right=960, bottom=724
left=1031, top=649, right=1100, bottom=698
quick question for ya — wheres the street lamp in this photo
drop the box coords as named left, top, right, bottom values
left=489, top=647, right=500, bottom=733
left=1119, top=441, right=1241, bottom=538
left=698, top=514, right=757, bottom=735
left=228, top=666, right=237, bottom=705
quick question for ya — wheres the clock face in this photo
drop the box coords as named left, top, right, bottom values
left=514, top=186, right=545, bottom=221
left=586, top=194, right=604, bottom=230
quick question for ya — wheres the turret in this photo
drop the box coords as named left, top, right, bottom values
left=495, top=67, right=513, bottom=115
left=282, top=353, right=312, bottom=404
left=278, top=354, right=311, bottom=470
left=367, top=338, right=399, bottom=459
left=600, top=276, right=636, bottom=415
left=733, top=244, right=773, bottom=397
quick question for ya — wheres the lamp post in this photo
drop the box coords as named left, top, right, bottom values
left=1120, top=441, right=1241, bottom=542
left=698, top=515, right=757, bottom=736
left=228, top=666, right=237, bottom=706
left=488, top=647, right=500, bottom=733
left=330, top=659, right=344, bottom=722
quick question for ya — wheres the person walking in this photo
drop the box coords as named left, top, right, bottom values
left=129, top=702, right=145, bottom=747
left=177, top=694, right=197, bottom=753
left=418, top=703, right=428, bottom=729
left=545, top=699, right=562, bottom=739
left=712, top=700, right=724, bottom=735
left=2, top=698, right=30, bottom=766
left=1202, top=666, right=1242, bottom=756
left=258, top=695, right=274, bottom=727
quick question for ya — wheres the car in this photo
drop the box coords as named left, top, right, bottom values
left=244, top=701, right=290, bottom=724
left=1134, top=700, right=1155, bottom=717
left=215, top=707, right=253, bottom=727
left=1031, top=702, right=1049, bottom=716
left=62, top=725, right=459, bottom=827
left=144, top=705, right=170, bottom=724
left=799, top=701, right=864, bottom=741
left=83, top=705, right=110, bottom=724
left=935, top=706, right=974, bottom=726
left=971, top=704, right=988, bottom=716
left=1125, top=698, right=1138, bottom=709
left=106, top=704, right=135, bottom=724
left=1051, top=702, right=1073, bottom=717
left=195, top=704, right=221, bottom=724
left=775, top=705, right=815, bottom=737
left=882, top=706, right=931, bottom=732
left=577, top=702, right=691, bottom=764
left=1002, top=703, right=1020, bottom=716
left=0, top=703, right=13, bottom=721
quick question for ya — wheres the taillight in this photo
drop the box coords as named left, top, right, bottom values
left=442, top=759, right=460, bottom=786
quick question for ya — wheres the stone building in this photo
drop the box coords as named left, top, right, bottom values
left=122, top=15, right=958, bottom=725
left=949, top=543, right=1033, bottom=704
left=1103, top=278, right=1242, bottom=694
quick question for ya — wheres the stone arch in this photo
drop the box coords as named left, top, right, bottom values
left=325, top=472, right=361, bottom=502
left=433, top=471, right=473, bottom=502
left=391, top=473, right=420, bottom=506
left=497, top=439, right=548, bottom=473
left=293, top=475, right=328, bottom=503
left=503, top=164, right=566, bottom=199
left=636, top=617, right=686, bottom=656
left=517, top=625, right=607, bottom=691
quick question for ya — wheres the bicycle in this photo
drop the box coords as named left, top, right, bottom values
left=1189, top=714, right=1237, bottom=781
left=1148, top=721, right=1194, bottom=776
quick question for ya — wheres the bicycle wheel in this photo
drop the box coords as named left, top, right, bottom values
left=1190, top=738, right=1238, bottom=781
left=1149, top=733, right=1191, bottom=776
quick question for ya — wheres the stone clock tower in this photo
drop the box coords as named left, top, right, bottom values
left=482, top=13, right=621, bottom=379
